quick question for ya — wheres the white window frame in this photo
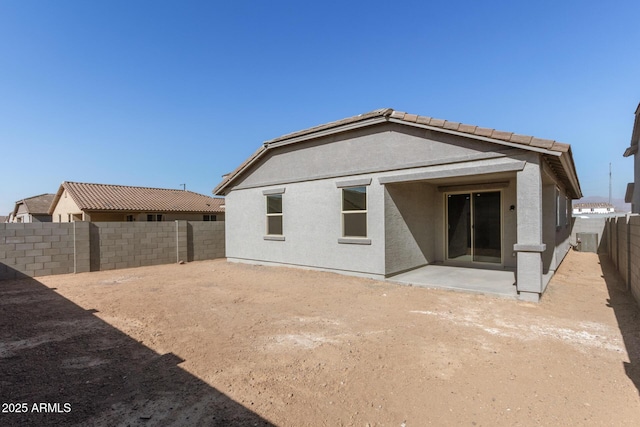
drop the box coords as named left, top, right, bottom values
left=341, top=186, right=367, bottom=238
left=263, top=188, right=285, bottom=240
left=336, top=178, right=372, bottom=244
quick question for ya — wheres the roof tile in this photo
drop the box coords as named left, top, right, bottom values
left=458, top=124, right=477, bottom=133
left=490, top=130, right=513, bottom=141
left=551, top=142, right=570, bottom=152
left=443, top=121, right=461, bottom=131
left=530, top=137, right=555, bottom=149
left=429, top=118, right=446, bottom=127
left=473, top=127, right=494, bottom=137
left=509, top=134, right=533, bottom=145
left=403, top=113, right=418, bottom=123
left=416, top=115, right=432, bottom=125
left=61, top=182, right=224, bottom=213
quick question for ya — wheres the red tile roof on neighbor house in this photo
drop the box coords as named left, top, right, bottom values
left=214, top=108, right=582, bottom=198
left=49, top=182, right=224, bottom=214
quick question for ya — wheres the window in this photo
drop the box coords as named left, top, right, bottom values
left=342, top=186, right=367, bottom=237
left=266, top=194, right=283, bottom=235
left=555, top=187, right=561, bottom=228
left=147, top=214, right=163, bottom=222
left=565, top=196, right=570, bottom=226
left=203, top=215, right=217, bottom=221
left=126, top=215, right=135, bottom=222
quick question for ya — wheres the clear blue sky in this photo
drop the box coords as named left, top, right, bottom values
left=1, top=0, right=639, bottom=215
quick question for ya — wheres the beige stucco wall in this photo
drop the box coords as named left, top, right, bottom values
left=51, top=190, right=83, bottom=222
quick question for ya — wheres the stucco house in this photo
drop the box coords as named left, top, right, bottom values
left=11, top=193, right=55, bottom=223
left=624, top=103, right=639, bottom=213
left=50, top=182, right=224, bottom=222
left=214, top=108, right=582, bottom=301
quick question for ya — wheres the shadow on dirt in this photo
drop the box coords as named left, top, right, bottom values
left=0, top=267, right=274, bottom=427
left=598, top=254, right=640, bottom=396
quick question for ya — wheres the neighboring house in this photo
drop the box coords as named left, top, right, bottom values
left=49, top=182, right=225, bottom=222
left=624, top=103, right=639, bottom=213
left=214, top=108, right=582, bottom=302
left=0, top=215, right=8, bottom=223
left=11, top=193, right=55, bottom=223
left=572, top=203, right=615, bottom=215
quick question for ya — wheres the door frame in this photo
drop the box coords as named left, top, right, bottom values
left=444, top=189, right=504, bottom=266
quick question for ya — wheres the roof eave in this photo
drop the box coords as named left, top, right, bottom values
left=623, top=145, right=638, bottom=157
left=48, top=183, right=67, bottom=215
left=386, top=118, right=563, bottom=157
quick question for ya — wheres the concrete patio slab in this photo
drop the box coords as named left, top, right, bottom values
left=387, top=264, right=518, bottom=298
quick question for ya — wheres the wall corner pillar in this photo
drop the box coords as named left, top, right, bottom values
left=515, top=153, right=544, bottom=299
left=176, top=220, right=188, bottom=263
left=73, top=221, right=91, bottom=273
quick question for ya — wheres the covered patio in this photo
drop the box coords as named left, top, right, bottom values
left=387, top=264, right=517, bottom=299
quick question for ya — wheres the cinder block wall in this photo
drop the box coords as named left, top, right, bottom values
left=188, top=221, right=225, bottom=261
left=605, top=215, right=640, bottom=307
left=90, top=222, right=181, bottom=271
left=629, top=216, right=640, bottom=305
left=0, top=222, right=90, bottom=280
left=1, top=221, right=225, bottom=280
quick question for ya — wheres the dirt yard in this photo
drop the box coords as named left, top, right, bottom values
left=1, top=250, right=640, bottom=426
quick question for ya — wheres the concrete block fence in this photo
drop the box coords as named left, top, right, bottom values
left=605, top=215, right=640, bottom=306
left=0, top=221, right=225, bottom=280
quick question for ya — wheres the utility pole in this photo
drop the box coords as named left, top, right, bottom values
left=609, top=163, right=612, bottom=205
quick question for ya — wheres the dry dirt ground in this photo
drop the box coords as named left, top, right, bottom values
left=2, top=250, right=640, bottom=426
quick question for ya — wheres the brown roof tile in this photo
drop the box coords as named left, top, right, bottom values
left=490, top=130, right=513, bottom=141
left=429, top=118, right=446, bottom=127
left=473, top=126, right=494, bottom=137
left=509, top=134, right=533, bottom=145
left=60, top=182, right=224, bottom=213
left=443, top=121, right=460, bottom=131
left=458, top=124, right=477, bottom=133
left=530, top=137, right=555, bottom=149
left=416, top=116, right=432, bottom=125
left=403, top=113, right=418, bottom=123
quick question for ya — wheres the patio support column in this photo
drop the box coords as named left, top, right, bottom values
left=514, top=153, right=545, bottom=302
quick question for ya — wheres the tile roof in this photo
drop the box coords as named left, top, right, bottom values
left=573, top=203, right=614, bottom=209
left=214, top=108, right=581, bottom=198
left=16, top=193, right=55, bottom=215
left=265, top=108, right=571, bottom=153
left=52, top=182, right=224, bottom=214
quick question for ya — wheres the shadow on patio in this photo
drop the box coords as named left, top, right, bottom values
left=598, top=254, right=640, bottom=396
left=0, top=266, right=274, bottom=427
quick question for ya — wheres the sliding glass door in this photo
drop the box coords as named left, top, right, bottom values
left=447, top=191, right=501, bottom=264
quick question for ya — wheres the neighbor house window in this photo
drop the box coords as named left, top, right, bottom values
left=203, top=215, right=216, bottom=221
left=147, top=214, right=162, bottom=222
left=266, top=194, right=283, bottom=235
left=126, top=215, right=135, bottom=222
left=342, top=186, right=367, bottom=237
